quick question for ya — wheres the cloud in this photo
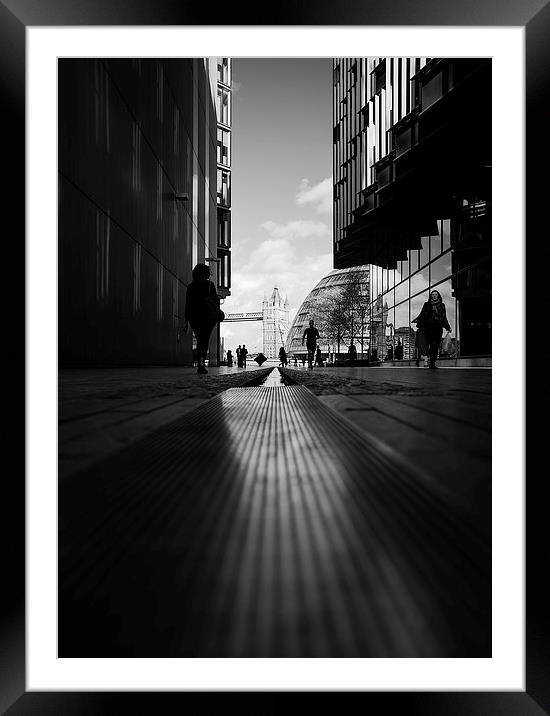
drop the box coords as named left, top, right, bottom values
left=295, top=177, right=333, bottom=215
left=261, top=219, right=330, bottom=240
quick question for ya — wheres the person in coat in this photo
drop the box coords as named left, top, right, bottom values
left=412, top=290, right=452, bottom=369
left=183, top=263, right=221, bottom=374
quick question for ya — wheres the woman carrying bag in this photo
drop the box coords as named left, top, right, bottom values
left=183, top=263, right=225, bottom=374
left=412, top=290, right=452, bottom=369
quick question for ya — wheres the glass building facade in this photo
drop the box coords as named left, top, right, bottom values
left=333, top=57, right=491, bottom=361
left=286, top=266, right=370, bottom=359
left=216, top=57, right=232, bottom=297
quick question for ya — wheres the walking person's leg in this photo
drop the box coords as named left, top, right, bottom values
left=192, top=321, right=215, bottom=373
left=428, top=327, right=443, bottom=368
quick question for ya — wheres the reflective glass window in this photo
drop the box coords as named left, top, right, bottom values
left=385, top=289, right=395, bottom=310
left=431, top=223, right=442, bottom=259
left=410, top=264, right=429, bottom=299
left=395, top=279, right=409, bottom=305
left=409, top=249, right=419, bottom=274
left=442, top=218, right=451, bottom=252
left=430, top=251, right=452, bottom=287
left=419, top=235, right=430, bottom=268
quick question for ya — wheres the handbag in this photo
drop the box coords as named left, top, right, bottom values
left=205, top=294, right=225, bottom=323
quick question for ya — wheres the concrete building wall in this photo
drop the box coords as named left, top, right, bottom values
left=59, top=58, right=218, bottom=366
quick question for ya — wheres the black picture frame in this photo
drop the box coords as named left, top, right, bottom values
left=4, top=0, right=544, bottom=712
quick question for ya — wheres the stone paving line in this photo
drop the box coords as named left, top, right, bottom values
left=59, top=364, right=491, bottom=483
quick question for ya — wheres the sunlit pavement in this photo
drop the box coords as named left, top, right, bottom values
left=58, top=364, right=491, bottom=657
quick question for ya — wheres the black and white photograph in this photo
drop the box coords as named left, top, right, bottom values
left=4, top=3, right=543, bottom=711
left=57, top=54, right=492, bottom=658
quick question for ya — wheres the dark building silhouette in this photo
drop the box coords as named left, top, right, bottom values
left=59, top=58, right=231, bottom=366
left=333, top=58, right=491, bottom=359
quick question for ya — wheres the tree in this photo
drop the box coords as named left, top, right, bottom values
left=317, top=287, right=349, bottom=358
left=340, top=270, right=370, bottom=357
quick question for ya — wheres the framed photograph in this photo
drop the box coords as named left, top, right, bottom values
left=5, top=0, right=543, bottom=711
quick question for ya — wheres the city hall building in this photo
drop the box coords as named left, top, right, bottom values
left=59, top=58, right=232, bottom=366
left=333, top=57, right=491, bottom=362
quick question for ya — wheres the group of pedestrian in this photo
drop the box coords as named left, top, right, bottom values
left=235, top=345, right=248, bottom=368
left=184, top=265, right=452, bottom=375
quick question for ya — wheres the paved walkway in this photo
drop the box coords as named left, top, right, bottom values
left=58, top=364, right=491, bottom=657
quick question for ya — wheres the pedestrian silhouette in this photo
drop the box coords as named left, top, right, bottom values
left=302, top=319, right=320, bottom=369
left=227, top=349, right=233, bottom=367
left=279, top=346, right=288, bottom=367
left=294, top=355, right=298, bottom=366
left=412, top=290, right=452, bottom=369
left=348, top=340, right=357, bottom=362
left=184, top=263, right=224, bottom=374
left=241, top=344, right=248, bottom=367
left=236, top=345, right=242, bottom=368
left=315, top=346, right=323, bottom=366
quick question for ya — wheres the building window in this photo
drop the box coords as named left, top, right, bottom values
left=217, top=87, right=231, bottom=126
left=217, top=57, right=230, bottom=85
left=217, top=209, right=231, bottom=247
left=217, top=128, right=230, bottom=167
left=217, top=169, right=231, bottom=206
left=374, top=61, right=386, bottom=94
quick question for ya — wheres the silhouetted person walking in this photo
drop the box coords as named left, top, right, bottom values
left=348, top=341, right=357, bottom=362
left=315, top=346, right=323, bottom=366
left=241, top=345, right=248, bottom=367
left=227, top=349, right=233, bottom=367
left=236, top=345, right=242, bottom=368
left=302, top=319, right=320, bottom=369
left=184, top=263, right=223, bottom=374
left=279, top=346, right=288, bottom=367
left=412, top=290, right=452, bottom=369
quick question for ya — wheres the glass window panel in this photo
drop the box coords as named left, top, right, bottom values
left=401, top=256, right=410, bottom=279
left=442, top=218, right=451, bottom=252
left=395, top=279, right=409, bottom=305
left=409, top=249, right=419, bottom=274
left=410, top=264, right=429, bottom=298
left=431, top=223, right=442, bottom=259
left=394, top=301, right=410, bottom=359
left=385, top=289, right=395, bottom=310
left=419, top=235, right=430, bottom=268
left=430, top=251, right=452, bottom=287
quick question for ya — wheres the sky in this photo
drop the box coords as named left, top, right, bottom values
left=220, top=59, right=334, bottom=354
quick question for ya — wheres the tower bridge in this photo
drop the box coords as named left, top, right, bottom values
left=224, top=287, right=290, bottom=358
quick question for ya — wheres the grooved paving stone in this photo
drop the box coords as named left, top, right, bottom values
left=59, top=383, right=490, bottom=658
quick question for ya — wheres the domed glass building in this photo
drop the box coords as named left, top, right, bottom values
left=285, top=265, right=370, bottom=359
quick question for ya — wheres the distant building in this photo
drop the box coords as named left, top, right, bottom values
left=394, top=326, right=416, bottom=360
left=285, top=266, right=370, bottom=358
left=262, top=288, right=290, bottom=358
left=333, top=57, right=491, bottom=359
left=59, top=58, right=228, bottom=366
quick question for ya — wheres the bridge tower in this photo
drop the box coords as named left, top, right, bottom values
left=262, top=288, right=290, bottom=358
